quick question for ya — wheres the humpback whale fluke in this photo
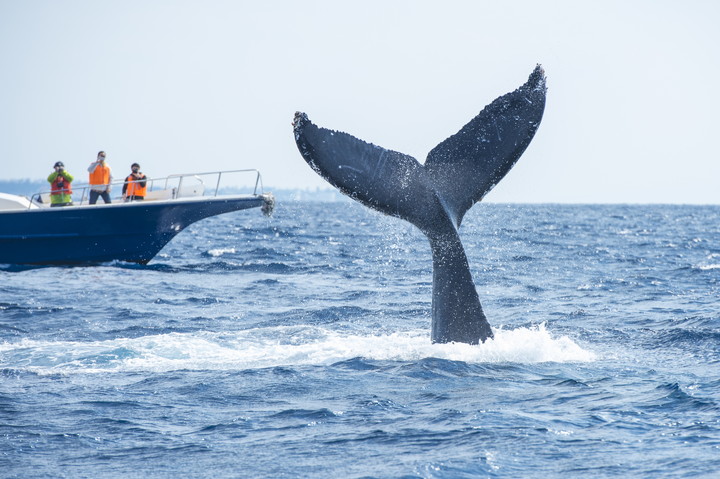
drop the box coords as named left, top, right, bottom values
left=293, top=65, right=547, bottom=344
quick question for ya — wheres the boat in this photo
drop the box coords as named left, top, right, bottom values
left=0, top=169, right=274, bottom=265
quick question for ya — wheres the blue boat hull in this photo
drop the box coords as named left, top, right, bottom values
left=0, top=196, right=266, bottom=265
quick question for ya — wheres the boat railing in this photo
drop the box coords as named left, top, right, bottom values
left=28, top=169, right=265, bottom=208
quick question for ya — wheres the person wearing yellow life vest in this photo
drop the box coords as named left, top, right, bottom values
left=122, top=163, right=148, bottom=201
left=47, top=161, right=74, bottom=207
left=87, top=151, right=113, bottom=204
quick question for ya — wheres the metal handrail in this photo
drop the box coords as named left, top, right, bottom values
left=28, top=169, right=264, bottom=209
left=163, top=169, right=264, bottom=195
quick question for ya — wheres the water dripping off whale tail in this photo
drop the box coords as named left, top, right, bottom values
left=292, top=65, right=547, bottom=345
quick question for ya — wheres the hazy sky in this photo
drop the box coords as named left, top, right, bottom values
left=1, top=0, right=718, bottom=203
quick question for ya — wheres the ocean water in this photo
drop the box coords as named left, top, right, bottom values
left=1, top=202, right=719, bottom=478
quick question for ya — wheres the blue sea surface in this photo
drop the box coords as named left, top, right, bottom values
left=1, top=202, right=719, bottom=478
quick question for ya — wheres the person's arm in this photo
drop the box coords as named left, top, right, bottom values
left=138, top=174, right=147, bottom=187
left=47, top=172, right=58, bottom=183
left=62, top=171, right=74, bottom=182
left=88, top=162, right=98, bottom=173
left=122, top=175, right=129, bottom=195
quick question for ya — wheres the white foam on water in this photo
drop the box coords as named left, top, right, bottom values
left=207, top=247, right=236, bottom=257
left=0, top=324, right=596, bottom=375
left=696, top=263, right=720, bottom=271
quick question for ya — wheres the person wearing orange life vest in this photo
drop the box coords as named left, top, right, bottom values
left=47, top=161, right=74, bottom=207
left=87, top=151, right=113, bottom=204
left=122, top=163, right=147, bottom=201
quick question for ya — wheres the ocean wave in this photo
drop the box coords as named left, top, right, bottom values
left=0, top=323, right=596, bottom=375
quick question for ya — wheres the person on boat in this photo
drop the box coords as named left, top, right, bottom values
left=87, top=151, right=113, bottom=204
left=122, top=163, right=147, bottom=201
left=47, top=162, right=74, bottom=207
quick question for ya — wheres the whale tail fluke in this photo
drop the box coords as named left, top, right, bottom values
left=293, top=66, right=547, bottom=344
left=424, top=65, right=547, bottom=227
left=292, top=112, right=435, bottom=231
